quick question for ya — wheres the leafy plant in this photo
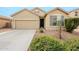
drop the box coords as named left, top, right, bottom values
left=65, top=18, right=79, bottom=33
left=64, top=37, right=79, bottom=51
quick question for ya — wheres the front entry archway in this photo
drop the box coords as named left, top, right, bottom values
left=40, top=18, right=44, bottom=28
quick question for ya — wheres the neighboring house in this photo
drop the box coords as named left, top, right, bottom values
left=0, top=15, right=12, bottom=28
left=69, top=8, right=79, bottom=18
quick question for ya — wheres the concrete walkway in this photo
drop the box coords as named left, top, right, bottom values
left=0, top=30, right=36, bottom=51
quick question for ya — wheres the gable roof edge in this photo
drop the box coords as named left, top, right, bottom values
left=11, top=8, right=40, bottom=17
left=47, top=7, right=69, bottom=15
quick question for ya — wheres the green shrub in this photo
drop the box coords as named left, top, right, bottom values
left=64, top=37, right=79, bottom=51
left=30, top=35, right=64, bottom=51
left=65, top=18, right=79, bottom=33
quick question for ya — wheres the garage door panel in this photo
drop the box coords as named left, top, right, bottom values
left=15, top=20, right=39, bottom=29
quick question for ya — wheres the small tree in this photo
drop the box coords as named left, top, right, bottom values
left=58, top=20, right=62, bottom=39
left=57, top=15, right=64, bottom=39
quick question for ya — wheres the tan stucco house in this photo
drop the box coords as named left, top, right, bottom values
left=0, top=7, right=79, bottom=30
left=11, top=7, right=70, bottom=30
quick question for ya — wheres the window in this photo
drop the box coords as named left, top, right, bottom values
left=50, top=15, right=64, bottom=26
left=50, top=15, right=57, bottom=26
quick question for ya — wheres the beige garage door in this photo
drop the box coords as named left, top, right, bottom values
left=15, top=20, right=39, bottom=29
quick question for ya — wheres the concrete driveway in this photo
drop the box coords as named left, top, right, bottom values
left=0, top=30, right=36, bottom=51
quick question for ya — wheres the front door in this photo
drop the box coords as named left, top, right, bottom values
left=40, top=19, right=44, bottom=28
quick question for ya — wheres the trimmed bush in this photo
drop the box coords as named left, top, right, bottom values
left=65, top=18, right=79, bottom=33
left=30, top=35, right=64, bottom=51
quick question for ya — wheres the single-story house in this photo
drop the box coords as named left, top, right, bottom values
left=11, top=7, right=70, bottom=30
left=0, top=15, right=12, bottom=28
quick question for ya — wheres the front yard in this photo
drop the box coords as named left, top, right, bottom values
left=29, top=29, right=79, bottom=51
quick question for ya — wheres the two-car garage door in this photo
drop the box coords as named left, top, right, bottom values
left=15, top=20, right=39, bottom=29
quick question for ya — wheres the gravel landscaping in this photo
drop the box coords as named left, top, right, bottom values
left=34, top=29, right=79, bottom=40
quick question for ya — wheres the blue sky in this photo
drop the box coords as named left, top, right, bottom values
left=0, top=7, right=78, bottom=16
